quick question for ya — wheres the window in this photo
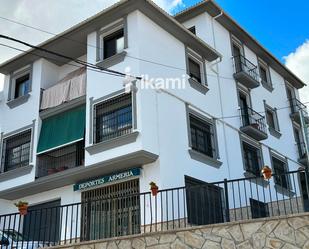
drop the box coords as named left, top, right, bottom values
left=272, top=156, right=290, bottom=189
left=188, top=26, right=196, bottom=35
left=264, top=103, right=280, bottom=136
left=94, top=93, right=132, bottom=143
left=1, top=130, right=31, bottom=172
left=14, top=73, right=30, bottom=99
left=103, top=29, right=124, bottom=59
left=250, top=198, right=269, bottom=219
left=8, top=66, right=32, bottom=103
left=188, top=58, right=202, bottom=83
left=186, top=48, right=207, bottom=88
left=185, top=176, right=224, bottom=225
left=258, top=60, right=272, bottom=90
left=242, top=141, right=262, bottom=176
left=189, top=114, right=215, bottom=158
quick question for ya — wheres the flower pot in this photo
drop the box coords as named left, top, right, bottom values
left=261, top=166, right=272, bottom=180
left=18, top=205, right=28, bottom=216
left=151, top=186, right=159, bottom=196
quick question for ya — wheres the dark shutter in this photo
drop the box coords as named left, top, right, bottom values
left=23, top=200, right=61, bottom=243
left=250, top=198, right=269, bottom=219
left=185, top=176, right=224, bottom=225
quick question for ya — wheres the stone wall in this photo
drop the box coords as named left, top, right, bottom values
left=52, top=213, right=309, bottom=249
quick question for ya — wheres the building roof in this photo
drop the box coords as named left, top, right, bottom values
left=0, top=0, right=220, bottom=75
left=175, top=0, right=306, bottom=89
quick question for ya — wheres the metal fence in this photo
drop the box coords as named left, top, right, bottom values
left=1, top=169, right=309, bottom=248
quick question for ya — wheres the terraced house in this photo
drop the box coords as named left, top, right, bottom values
left=0, top=0, right=308, bottom=247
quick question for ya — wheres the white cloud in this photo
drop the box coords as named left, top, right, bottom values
left=0, top=0, right=183, bottom=92
left=285, top=40, right=309, bottom=104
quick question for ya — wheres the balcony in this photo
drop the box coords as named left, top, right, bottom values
left=289, top=98, right=309, bottom=124
left=232, top=55, right=260, bottom=89
left=240, top=107, right=268, bottom=141
left=297, top=142, right=308, bottom=166
left=36, top=140, right=85, bottom=178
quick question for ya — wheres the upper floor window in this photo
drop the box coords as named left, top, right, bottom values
left=97, top=18, right=127, bottom=68
left=189, top=114, right=215, bottom=158
left=103, top=29, right=124, bottom=59
left=186, top=48, right=208, bottom=94
left=8, top=66, right=32, bottom=104
left=258, top=59, right=272, bottom=91
left=94, top=93, right=132, bottom=143
left=1, top=130, right=31, bottom=173
left=242, top=140, right=262, bottom=177
left=264, top=103, right=281, bottom=138
left=188, top=26, right=196, bottom=35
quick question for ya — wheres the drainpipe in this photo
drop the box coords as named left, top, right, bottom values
left=210, top=11, right=232, bottom=179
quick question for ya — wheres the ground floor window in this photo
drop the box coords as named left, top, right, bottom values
left=185, top=176, right=224, bottom=225
left=81, top=179, right=140, bottom=240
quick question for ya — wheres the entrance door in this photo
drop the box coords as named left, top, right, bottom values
left=23, top=200, right=61, bottom=244
left=239, top=92, right=250, bottom=126
left=81, top=179, right=140, bottom=240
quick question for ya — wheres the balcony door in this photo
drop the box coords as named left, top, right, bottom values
left=81, top=179, right=140, bottom=240
left=239, top=91, right=250, bottom=126
left=232, top=42, right=243, bottom=73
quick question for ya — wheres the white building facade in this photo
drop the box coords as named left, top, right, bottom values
left=0, top=0, right=308, bottom=242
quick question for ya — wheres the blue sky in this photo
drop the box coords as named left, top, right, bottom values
left=173, top=0, right=309, bottom=62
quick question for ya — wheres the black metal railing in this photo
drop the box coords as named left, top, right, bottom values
left=240, top=107, right=267, bottom=134
left=233, top=55, right=259, bottom=82
left=1, top=170, right=309, bottom=248
left=36, top=141, right=85, bottom=178
left=289, top=98, right=308, bottom=117
left=296, top=142, right=308, bottom=161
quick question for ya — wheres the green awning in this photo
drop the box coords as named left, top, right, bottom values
left=37, top=105, right=85, bottom=154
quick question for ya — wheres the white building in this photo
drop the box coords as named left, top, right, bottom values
left=0, top=0, right=308, bottom=243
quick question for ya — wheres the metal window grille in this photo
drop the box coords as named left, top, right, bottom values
left=81, top=179, right=140, bottom=240
left=242, top=142, right=261, bottom=176
left=1, top=130, right=31, bottom=172
left=94, top=93, right=132, bottom=143
left=190, top=114, right=215, bottom=158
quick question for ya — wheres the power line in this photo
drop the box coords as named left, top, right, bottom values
left=0, top=34, right=142, bottom=80
left=2, top=41, right=308, bottom=121
left=0, top=43, right=125, bottom=78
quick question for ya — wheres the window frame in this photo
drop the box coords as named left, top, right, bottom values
left=185, top=47, right=208, bottom=94
left=264, top=102, right=281, bottom=138
left=258, top=58, right=273, bottom=91
left=270, top=152, right=291, bottom=191
left=96, top=18, right=128, bottom=67
left=240, top=136, right=264, bottom=177
left=7, top=65, right=32, bottom=108
left=186, top=106, right=221, bottom=167
left=0, top=123, right=35, bottom=174
left=89, top=89, right=137, bottom=146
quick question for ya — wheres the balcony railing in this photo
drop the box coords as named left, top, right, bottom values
left=232, top=55, right=259, bottom=88
left=289, top=98, right=309, bottom=124
left=1, top=170, right=308, bottom=247
left=240, top=107, right=268, bottom=140
left=296, top=142, right=308, bottom=166
left=36, top=141, right=85, bottom=178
